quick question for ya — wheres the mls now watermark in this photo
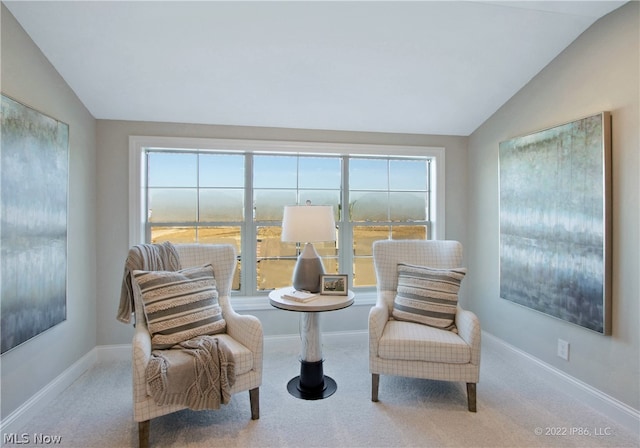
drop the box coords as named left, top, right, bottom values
left=3, top=433, right=63, bottom=445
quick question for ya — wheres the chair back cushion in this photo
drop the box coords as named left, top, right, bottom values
left=392, top=263, right=466, bottom=331
left=133, top=264, right=226, bottom=349
left=373, top=240, right=463, bottom=314
left=175, top=244, right=236, bottom=297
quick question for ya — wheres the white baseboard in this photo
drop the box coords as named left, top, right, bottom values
left=95, top=343, right=131, bottom=363
left=3, top=330, right=636, bottom=437
left=0, top=349, right=97, bottom=436
left=482, top=331, right=640, bottom=433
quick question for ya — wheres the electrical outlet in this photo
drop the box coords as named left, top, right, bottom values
left=557, top=339, right=570, bottom=361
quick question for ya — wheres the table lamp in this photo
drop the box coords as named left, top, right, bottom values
left=281, top=203, right=336, bottom=293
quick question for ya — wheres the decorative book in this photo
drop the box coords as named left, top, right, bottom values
left=281, top=290, right=319, bottom=303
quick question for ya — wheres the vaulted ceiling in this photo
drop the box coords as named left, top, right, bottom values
left=5, top=1, right=626, bottom=136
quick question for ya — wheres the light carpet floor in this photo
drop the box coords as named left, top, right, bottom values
left=14, top=333, right=639, bottom=448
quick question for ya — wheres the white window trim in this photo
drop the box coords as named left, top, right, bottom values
left=128, top=135, right=446, bottom=305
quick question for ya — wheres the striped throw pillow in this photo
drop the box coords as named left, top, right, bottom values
left=133, top=264, right=226, bottom=349
left=392, top=263, right=466, bottom=332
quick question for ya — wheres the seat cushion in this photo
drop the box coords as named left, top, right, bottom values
left=214, top=334, right=254, bottom=375
left=378, top=320, right=471, bottom=364
left=144, top=335, right=254, bottom=398
left=133, top=264, right=226, bottom=349
left=392, top=263, right=466, bottom=332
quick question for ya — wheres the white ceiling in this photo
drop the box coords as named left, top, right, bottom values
left=4, top=1, right=626, bottom=136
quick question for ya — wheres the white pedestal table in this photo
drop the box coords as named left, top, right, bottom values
left=268, top=287, right=354, bottom=400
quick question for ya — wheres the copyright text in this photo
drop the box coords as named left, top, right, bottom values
left=534, top=427, right=613, bottom=437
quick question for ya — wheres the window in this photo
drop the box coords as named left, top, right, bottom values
left=130, top=137, right=445, bottom=297
left=349, top=157, right=431, bottom=287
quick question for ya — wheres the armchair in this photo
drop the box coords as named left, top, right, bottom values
left=130, top=244, right=263, bottom=447
left=369, top=240, right=480, bottom=411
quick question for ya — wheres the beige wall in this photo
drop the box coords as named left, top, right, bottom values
left=96, top=120, right=469, bottom=343
left=1, top=5, right=97, bottom=419
left=467, top=2, right=639, bottom=410
left=5, top=0, right=637, bottom=424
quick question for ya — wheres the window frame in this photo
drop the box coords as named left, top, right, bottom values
left=129, top=136, right=445, bottom=302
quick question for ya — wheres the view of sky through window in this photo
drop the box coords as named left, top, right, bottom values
left=145, top=149, right=432, bottom=293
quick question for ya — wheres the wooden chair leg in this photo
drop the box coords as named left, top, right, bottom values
left=249, top=387, right=260, bottom=420
left=138, top=420, right=150, bottom=448
left=372, top=373, right=380, bottom=402
left=466, top=383, right=477, bottom=412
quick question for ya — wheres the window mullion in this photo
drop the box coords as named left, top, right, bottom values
left=195, top=152, right=200, bottom=241
left=427, top=158, right=433, bottom=238
left=341, top=156, right=353, bottom=288
left=144, top=150, right=151, bottom=243
left=244, top=154, right=256, bottom=295
left=387, top=158, right=392, bottom=238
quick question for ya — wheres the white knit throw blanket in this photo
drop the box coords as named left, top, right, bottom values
left=146, top=336, right=236, bottom=411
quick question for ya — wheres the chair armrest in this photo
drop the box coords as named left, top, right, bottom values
left=133, top=323, right=152, bottom=364
left=368, top=293, right=391, bottom=354
left=222, top=298, right=264, bottom=372
left=456, top=306, right=481, bottom=365
left=225, top=309, right=263, bottom=352
left=132, top=323, right=152, bottom=403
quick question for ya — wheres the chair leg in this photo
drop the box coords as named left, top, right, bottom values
left=249, top=387, right=260, bottom=420
left=466, top=383, right=477, bottom=412
left=138, top=420, right=150, bottom=448
left=372, top=374, right=380, bottom=402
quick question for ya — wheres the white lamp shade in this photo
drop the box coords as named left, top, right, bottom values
left=281, top=205, right=336, bottom=243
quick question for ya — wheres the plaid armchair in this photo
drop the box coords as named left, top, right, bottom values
left=131, top=244, right=263, bottom=447
left=369, top=240, right=480, bottom=411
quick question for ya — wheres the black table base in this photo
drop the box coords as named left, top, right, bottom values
left=286, top=359, right=337, bottom=400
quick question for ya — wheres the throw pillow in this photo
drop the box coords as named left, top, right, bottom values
left=133, top=264, right=226, bottom=349
left=392, top=263, right=467, bottom=332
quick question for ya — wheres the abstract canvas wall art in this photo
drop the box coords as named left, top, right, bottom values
left=1, top=95, right=69, bottom=353
left=499, top=112, right=612, bottom=334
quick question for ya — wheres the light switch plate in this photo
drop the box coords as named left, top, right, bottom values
left=557, top=339, right=570, bottom=361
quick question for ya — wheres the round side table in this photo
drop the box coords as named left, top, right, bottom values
left=269, top=287, right=354, bottom=400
